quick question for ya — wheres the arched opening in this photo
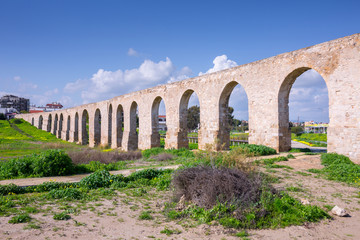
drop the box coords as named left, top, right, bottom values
left=74, top=113, right=79, bottom=142
left=116, top=104, right=124, bottom=148
left=278, top=68, right=329, bottom=152
left=219, top=81, right=249, bottom=150
left=31, top=118, right=34, bottom=126
left=81, top=110, right=89, bottom=145
left=94, top=109, right=101, bottom=146
left=129, top=101, right=138, bottom=150
left=108, top=104, right=112, bottom=146
left=47, top=114, right=52, bottom=132
left=58, top=114, right=63, bottom=138
left=179, top=89, right=200, bottom=149
left=66, top=116, right=71, bottom=141
left=151, top=96, right=167, bottom=148
left=53, top=114, right=58, bottom=136
left=38, top=115, right=43, bottom=130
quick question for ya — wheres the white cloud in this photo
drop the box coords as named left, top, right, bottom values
left=127, top=48, right=138, bottom=56
left=199, top=55, right=237, bottom=75
left=64, top=57, right=191, bottom=104
left=13, top=76, right=21, bottom=81
left=18, top=83, right=38, bottom=92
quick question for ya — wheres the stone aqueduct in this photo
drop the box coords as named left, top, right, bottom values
left=17, top=34, right=360, bottom=163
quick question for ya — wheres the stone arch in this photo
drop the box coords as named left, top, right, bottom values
left=116, top=104, right=124, bottom=148
left=178, top=89, right=200, bottom=148
left=38, top=115, right=43, bottom=129
left=151, top=96, right=166, bottom=147
left=108, top=104, right=113, bottom=146
left=47, top=114, right=52, bottom=132
left=94, top=108, right=101, bottom=146
left=218, top=81, right=249, bottom=150
left=81, top=109, right=89, bottom=145
left=31, top=117, right=34, bottom=126
left=74, top=112, right=79, bottom=142
left=128, top=101, right=138, bottom=150
left=58, top=114, right=64, bottom=138
left=66, top=115, right=71, bottom=141
left=278, top=67, right=329, bottom=151
left=53, top=114, right=58, bottom=136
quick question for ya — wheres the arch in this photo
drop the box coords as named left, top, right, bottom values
left=108, top=104, right=113, bottom=146
left=94, top=108, right=101, bottom=146
left=47, top=114, right=52, bottom=132
left=38, top=115, right=43, bottom=129
left=129, top=101, right=138, bottom=150
left=74, top=112, right=79, bottom=142
left=278, top=67, right=329, bottom=151
left=218, top=81, right=249, bottom=149
left=53, top=114, right=58, bottom=136
left=151, top=96, right=166, bottom=147
left=116, top=104, right=124, bottom=148
left=31, top=117, right=34, bottom=126
left=178, top=89, right=200, bottom=148
left=66, top=115, right=71, bottom=141
left=58, top=114, right=63, bottom=138
left=81, top=110, right=89, bottom=145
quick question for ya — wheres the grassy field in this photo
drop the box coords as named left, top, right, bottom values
left=0, top=119, right=83, bottom=159
left=291, top=133, right=327, bottom=147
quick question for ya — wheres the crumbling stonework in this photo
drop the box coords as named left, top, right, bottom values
left=17, top=34, right=360, bottom=163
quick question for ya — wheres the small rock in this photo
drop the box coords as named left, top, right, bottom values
left=301, top=199, right=310, bottom=205
left=331, top=206, right=349, bottom=217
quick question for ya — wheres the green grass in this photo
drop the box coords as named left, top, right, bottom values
left=291, top=133, right=327, bottom=147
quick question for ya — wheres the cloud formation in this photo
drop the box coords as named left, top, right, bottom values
left=127, top=48, right=138, bottom=56
left=64, top=57, right=191, bottom=104
left=199, top=55, right=237, bottom=75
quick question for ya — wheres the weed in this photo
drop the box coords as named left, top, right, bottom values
left=160, top=226, right=182, bottom=236
left=8, top=213, right=31, bottom=223
left=139, top=211, right=153, bottom=220
left=53, top=211, right=71, bottom=220
left=295, top=171, right=311, bottom=176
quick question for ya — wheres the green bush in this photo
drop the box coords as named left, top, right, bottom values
left=80, top=170, right=114, bottom=189
left=0, top=183, right=26, bottom=195
left=231, top=144, right=276, bottom=156
left=142, top=147, right=194, bottom=159
left=319, top=153, right=360, bottom=184
left=48, top=188, right=84, bottom=200
left=53, top=211, right=71, bottom=220
left=0, top=149, right=75, bottom=179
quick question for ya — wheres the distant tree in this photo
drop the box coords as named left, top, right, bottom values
left=187, top=105, right=200, bottom=131
left=291, top=126, right=303, bottom=135
left=227, top=107, right=235, bottom=129
left=0, top=113, right=6, bottom=120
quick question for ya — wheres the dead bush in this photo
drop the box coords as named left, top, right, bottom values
left=153, top=153, right=174, bottom=161
left=172, top=166, right=266, bottom=209
left=67, top=149, right=142, bottom=165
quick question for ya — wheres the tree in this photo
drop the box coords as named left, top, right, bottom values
left=187, top=105, right=200, bottom=131
left=0, top=113, right=6, bottom=120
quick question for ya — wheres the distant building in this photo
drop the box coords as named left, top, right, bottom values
left=304, top=121, right=328, bottom=134
left=0, top=95, right=30, bottom=112
left=29, top=102, right=63, bottom=112
left=158, top=115, right=167, bottom=131
left=0, top=107, right=18, bottom=119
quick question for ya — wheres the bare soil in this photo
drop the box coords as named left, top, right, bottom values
left=1, top=154, right=360, bottom=240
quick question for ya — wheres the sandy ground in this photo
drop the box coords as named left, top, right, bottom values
left=1, top=154, right=359, bottom=240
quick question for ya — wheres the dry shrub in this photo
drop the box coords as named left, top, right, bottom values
left=67, top=149, right=142, bottom=165
left=153, top=153, right=174, bottom=161
left=172, top=166, right=264, bottom=209
left=41, top=142, right=68, bottom=149
left=221, top=147, right=256, bottom=173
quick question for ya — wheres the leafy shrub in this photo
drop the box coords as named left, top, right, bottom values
left=48, top=188, right=83, bottom=200
left=0, top=150, right=74, bottom=179
left=12, top=118, right=23, bottom=124
left=8, top=213, right=31, bottom=223
left=139, top=211, right=153, bottom=220
left=231, top=144, right=276, bottom=156
left=31, top=150, right=74, bottom=177
left=152, top=153, right=174, bottom=161
left=0, top=183, right=26, bottom=195
left=127, top=168, right=173, bottom=182
left=80, top=170, right=114, bottom=189
left=289, top=148, right=311, bottom=153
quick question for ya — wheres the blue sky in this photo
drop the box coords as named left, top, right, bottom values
left=1, top=0, right=359, bottom=122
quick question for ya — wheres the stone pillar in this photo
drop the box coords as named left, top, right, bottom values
left=88, top=110, right=95, bottom=147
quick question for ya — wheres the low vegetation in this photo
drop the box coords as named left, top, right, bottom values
left=292, top=133, right=327, bottom=147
